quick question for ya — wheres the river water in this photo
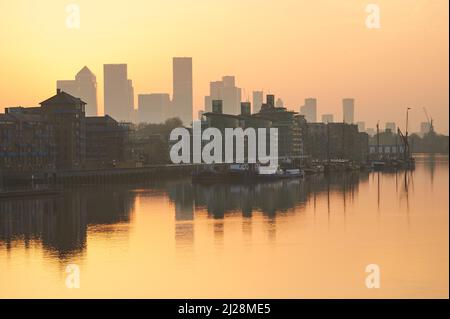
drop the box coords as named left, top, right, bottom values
left=0, top=154, right=448, bottom=298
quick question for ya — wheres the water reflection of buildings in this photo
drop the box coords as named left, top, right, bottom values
left=168, top=172, right=368, bottom=244
left=168, top=183, right=195, bottom=247
left=0, top=172, right=370, bottom=255
left=0, top=187, right=135, bottom=258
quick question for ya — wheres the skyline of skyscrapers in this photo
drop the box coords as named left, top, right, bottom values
left=104, top=64, right=134, bottom=122
left=57, top=66, right=98, bottom=116
left=300, top=98, right=317, bottom=123
left=343, top=98, right=355, bottom=124
left=172, top=57, right=193, bottom=126
left=50, top=61, right=429, bottom=135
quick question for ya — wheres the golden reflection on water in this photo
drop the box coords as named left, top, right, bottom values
left=0, top=155, right=448, bottom=298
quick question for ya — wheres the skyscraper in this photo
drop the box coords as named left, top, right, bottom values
left=205, top=76, right=241, bottom=115
left=366, top=128, right=376, bottom=137
left=300, top=98, right=317, bottom=123
left=222, top=76, right=241, bottom=114
left=385, top=122, right=396, bottom=132
left=204, top=96, right=212, bottom=113
left=343, top=98, right=354, bottom=124
left=212, top=100, right=223, bottom=114
left=420, top=122, right=431, bottom=136
left=252, top=91, right=263, bottom=114
left=57, top=66, right=98, bottom=116
left=56, top=80, right=78, bottom=96
left=275, top=98, right=284, bottom=108
left=210, top=81, right=223, bottom=100
left=128, top=79, right=134, bottom=113
left=357, top=121, right=366, bottom=132
left=138, top=93, right=170, bottom=124
left=322, top=114, right=334, bottom=123
left=104, top=64, right=133, bottom=122
left=75, top=67, right=98, bottom=116
left=172, top=57, right=193, bottom=126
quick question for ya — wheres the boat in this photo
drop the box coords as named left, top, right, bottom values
left=257, top=167, right=305, bottom=180
left=191, top=165, right=228, bottom=183
left=371, top=160, right=386, bottom=170
left=192, top=163, right=305, bottom=184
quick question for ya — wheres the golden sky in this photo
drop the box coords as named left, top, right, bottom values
left=0, top=0, right=448, bottom=133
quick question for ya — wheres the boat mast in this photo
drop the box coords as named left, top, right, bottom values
left=405, top=107, right=411, bottom=160
left=376, top=121, right=380, bottom=159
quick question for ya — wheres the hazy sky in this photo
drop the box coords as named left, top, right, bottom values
left=0, top=0, right=448, bottom=133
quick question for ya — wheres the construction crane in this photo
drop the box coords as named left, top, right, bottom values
left=422, top=107, right=434, bottom=133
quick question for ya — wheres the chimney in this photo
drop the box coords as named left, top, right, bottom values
left=240, top=102, right=251, bottom=116
left=212, top=100, right=223, bottom=114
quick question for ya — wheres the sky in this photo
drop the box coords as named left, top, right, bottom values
left=0, top=0, right=448, bottom=133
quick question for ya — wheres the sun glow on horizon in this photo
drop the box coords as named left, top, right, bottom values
left=0, top=0, right=448, bottom=133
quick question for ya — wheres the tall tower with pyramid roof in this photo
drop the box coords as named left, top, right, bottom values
left=57, top=66, right=98, bottom=116
left=75, top=66, right=98, bottom=116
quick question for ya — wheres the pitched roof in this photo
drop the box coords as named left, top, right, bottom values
left=39, top=90, right=86, bottom=106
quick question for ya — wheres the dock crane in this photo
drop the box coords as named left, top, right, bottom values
left=422, top=107, right=434, bottom=134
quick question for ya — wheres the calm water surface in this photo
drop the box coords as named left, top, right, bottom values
left=0, top=154, right=448, bottom=298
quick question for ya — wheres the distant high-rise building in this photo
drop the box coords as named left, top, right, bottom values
left=210, top=81, right=223, bottom=100
left=212, top=100, right=223, bottom=114
left=205, top=76, right=241, bottom=115
left=343, top=98, right=354, bottom=124
left=104, top=64, right=133, bottom=121
left=57, top=66, right=98, bottom=116
left=222, top=76, right=241, bottom=114
left=322, top=114, right=334, bottom=123
left=222, top=76, right=235, bottom=87
left=204, top=96, right=212, bottom=112
left=366, top=128, right=376, bottom=137
left=172, top=57, right=193, bottom=126
left=128, top=79, right=134, bottom=111
left=138, top=93, right=170, bottom=124
left=385, top=122, right=396, bottom=133
left=300, top=98, right=317, bottom=123
left=56, top=80, right=78, bottom=96
left=252, top=91, right=263, bottom=113
left=357, top=121, right=366, bottom=132
left=420, top=122, right=431, bottom=135
left=275, top=98, right=284, bottom=108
